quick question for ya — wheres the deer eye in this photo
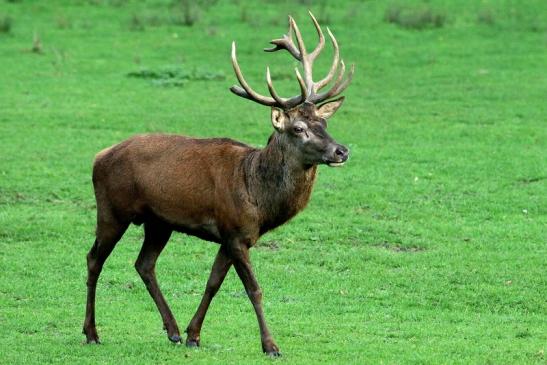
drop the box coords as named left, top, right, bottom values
left=293, top=126, right=305, bottom=134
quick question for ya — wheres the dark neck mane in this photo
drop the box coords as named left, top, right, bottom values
left=245, top=133, right=317, bottom=234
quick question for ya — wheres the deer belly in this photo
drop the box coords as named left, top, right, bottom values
left=174, top=219, right=221, bottom=243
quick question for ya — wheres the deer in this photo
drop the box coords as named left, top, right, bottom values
left=83, top=12, right=354, bottom=356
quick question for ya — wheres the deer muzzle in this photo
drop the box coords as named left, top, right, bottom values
left=325, top=144, right=349, bottom=167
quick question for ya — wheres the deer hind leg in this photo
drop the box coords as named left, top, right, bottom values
left=83, top=213, right=128, bottom=344
left=185, top=245, right=232, bottom=347
left=135, top=220, right=181, bottom=343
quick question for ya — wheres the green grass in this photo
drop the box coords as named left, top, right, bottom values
left=1, top=0, right=546, bottom=364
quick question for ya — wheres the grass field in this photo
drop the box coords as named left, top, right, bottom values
left=0, top=0, right=546, bottom=364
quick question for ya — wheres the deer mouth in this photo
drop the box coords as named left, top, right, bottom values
left=326, top=161, right=346, bottom=167
left=324, top=152, right=348, bottom=167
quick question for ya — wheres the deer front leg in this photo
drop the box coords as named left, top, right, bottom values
left=229, top=241, right=281, bottom=357
left=185, top=246, right=232, bottom=347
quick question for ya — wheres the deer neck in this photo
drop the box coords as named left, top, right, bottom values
left=245, top=133, right=317, bottom=233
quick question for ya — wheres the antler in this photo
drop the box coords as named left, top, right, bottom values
left=230, top=11, right=354, bottom=110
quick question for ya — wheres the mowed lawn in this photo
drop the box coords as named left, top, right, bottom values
left=0, top=1, right=545, bottom=364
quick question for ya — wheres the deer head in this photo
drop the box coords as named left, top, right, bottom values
left=230, top=12, right=354, bottom=167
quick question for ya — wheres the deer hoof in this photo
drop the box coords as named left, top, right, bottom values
left=263, top=341, right=281, bottom=357
left=266, top=350, right=282, bottom=357
left=185, top=338, right=200, bottom=348
left=83, top=329, right=101, bottom=344
left=169, top=335, right=182, bottom=344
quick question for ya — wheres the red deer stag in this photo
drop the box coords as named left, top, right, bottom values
left=83, top=12, right=354, bottom=356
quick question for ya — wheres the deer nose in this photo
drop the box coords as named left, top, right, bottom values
left=334, top=145, right=349, bottom=161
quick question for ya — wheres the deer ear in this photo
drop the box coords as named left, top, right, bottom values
left=316, top=96, right=345, bottom=120
left=271, top=107, right=288, bottom=132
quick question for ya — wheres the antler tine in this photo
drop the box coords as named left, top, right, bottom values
left=290, top=16, right=313, bottom=90
left=230, top=41, right=278, bottom=107
left=308, top=11, right=325, bottom=62
left=264, top=16, right=301, bottom=61
left=266, top=67, right=289, bottom=108
left=311, top=60, right=350, bottom=103
left=315, top=27, right=340, bottom=92
left=294, top=68, right=307, bottom=101
left=331, top=63, right=355, bottom=96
